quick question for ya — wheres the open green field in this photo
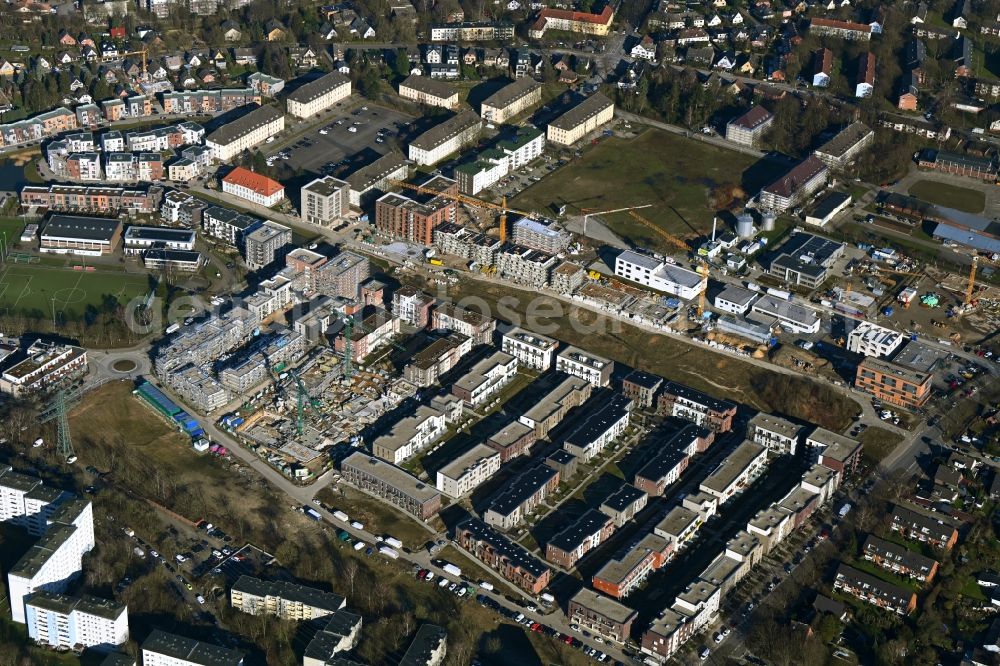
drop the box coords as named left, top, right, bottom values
left=907, top=180, right=986, bottom=214
left=0, top=263, right=151, bottom=318
left=512, top=128, right=781, bottom=252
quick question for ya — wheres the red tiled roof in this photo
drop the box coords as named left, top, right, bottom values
left=858, top=52, right=875, bottom=84
left=532, top=5, right=614, bottom=29
left=222, top=166, right=284, bottom=197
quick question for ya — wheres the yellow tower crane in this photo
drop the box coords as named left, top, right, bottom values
left=121, top=48, right=149, bottom=75
left=388, top=180, right=532, bottom=243
left=965, top=256, right=979, bottom=306
left=626, top=210, right=710, bottom=318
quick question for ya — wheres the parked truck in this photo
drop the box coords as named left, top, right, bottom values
left=442, top=563, right=462, bottom=578
left=383, top=536, right=403, bottom=550
left=378, top=546, right=399, bottom=559
left=303, top=507, right=322, bottom=521
left=332, top=510, right=349, bottom=522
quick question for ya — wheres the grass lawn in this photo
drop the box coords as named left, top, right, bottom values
left=960, top=574, right=987, bottom=600
left=0, top=262, right=151, bottom=318
left=320, top=485, right=435, bottom=551
left=512, top=128, right=779, bottom=252
left=860, top=427, right=904, bottom=467
left=848, top=558, right=921, bottom=593
left=907, top=180, right=986, bottom=214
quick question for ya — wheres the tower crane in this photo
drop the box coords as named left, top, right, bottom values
left=121, top=48, right=149, bottom=76
left=578, top=204, right=653, bottom=236
left=388, top=180, right=533, bottom=243
left=625, top=210, right=710, bottom=318
left=965, top=256, right=979, bottom=306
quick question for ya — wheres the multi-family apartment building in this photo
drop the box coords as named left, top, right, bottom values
left=657, top=381, right=737, bottom=432
left=747, top=412, right=804, bottom=456
left=698, top=440, right=768, bottom=504
left=855, top=356, right=933, bottom=409
left=622, top=370, right=663, bottom=408
left=501, top=327, right=558, bottom=370
left=725, top=106, right=774, bottom=147
left=511, top=217, right=572, bottom=254
left=20, top=184, right=161, bottom=214
left=25, top=592, right=128, bottom=651
left=141, top=629, right=245, bottom=666
left=243, top=220, right=292, bottom=271
left=408, top=110, right=482, bottom=165
left=340, top=452, right=442, bottom=520
left=889, top=503, right=959, bottom=550
left=161, top=88, right=261, bottom=114
left=0, top=341, right=88, bottom=397
left=833, top=564, right=917, bottom=615
left=806, top=427, right=862, bottom=477
left=486, top=420, right=537, bottom=463
left=371, top=404, right=449, bottom=464
left=758, top=155, right=829, bottom=212
left=529, top=5, right=614, bottom=37
left=286, top=72, right=351, bottom=118
left=201, top=206, right=263, bottom=247
left=301, top=176, right=350, bottom=226
left=399, top=75, right=459, bottom=109
left=404, top=332, right=472, bottom=387
left=518, top=375, right=592, bottom=438
left=455, top=518, right=552, bottom=594
left=813, top=121, right=874, bottom=169
left=345, top=152, right=408, bottom=207
left=430, top=21, right=514, bottom=40
left=555, top=346, right=613, bottom=387
left=433, top=222, right=502, bottom=266
left=599, top=484, right=648, bottom=528
left=633, top=425, right=705, bottom=496
left=375, top=189, right=456, bottom=245
left=431, top=302, right=496, bottom=345
left=435, top=444, right=501, bottom=498
left=230, top=576, right=346, bottom=620
left=5, top=484, right=94, bottom=624
left=563, top=393, right=632, bottom=463
left=809, top=17, right=872, bottom=39
left=496, top=244, right=559, bottom=287
left=592, top=533, right=670, bottom=599
left=221, top=166, right=285, bottom=208
left=451, top=351, right=518, bottom=407
left=862, top=535, right=939, bottom=583
left=545, top=509, right=616, bottom=568
left=484, top=464, right=559, bottom=529
left=496, top=126, right=546, bottom=169
left=302, top=609, right=362, bottom=666
left=546, top=93, right=614, bottom=145
left=480, top=77, right=543, bottom=123
left=205, top=105, right=285, bottom=162
left=567, top=588, right=637, bottom=643
left=654, top=506, right=702, bottom=551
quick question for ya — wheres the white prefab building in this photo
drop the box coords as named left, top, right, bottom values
left=614, top=250, right=706, bottom=300
left=846, top=321, right=905, bottom=358
left=286, top=72, right=351, bottom=118
left=142, top=629, right=245, bottom=666
left=501, top=327, right=558, bottom=371
left=7, top=498, right=95, bottom=624
left=452, top=351, right=518, bottom=407
left=436, top=444, right=502, bottom=497
left=713, top=285, right=758, bottom=314
left=371, top=405, right=449, bottom=464
left=25, top=592, right=128, bottom=651
left=205, top=105, right=285, bottom=162
left=750, top=295, right=822, bottom=334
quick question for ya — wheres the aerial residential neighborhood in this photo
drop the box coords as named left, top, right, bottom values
left=0, top=0, right=997, bottom=665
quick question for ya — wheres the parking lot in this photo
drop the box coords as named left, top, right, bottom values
left=265, top=105, right=417, bottom=176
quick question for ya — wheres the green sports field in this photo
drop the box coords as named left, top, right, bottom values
left=0, top=263, right=151, bottom=319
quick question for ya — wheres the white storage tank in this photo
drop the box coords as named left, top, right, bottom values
left=762, top=211, right=777, bottom=232
left=736, top=214, right=755, bottom=239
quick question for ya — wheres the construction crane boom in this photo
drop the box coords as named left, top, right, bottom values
left=389, top=180, right=533, bottom=242
left=965, top=256, right=979, bottom=306
left=121, top=48, right=149, bottom=75
left=579, top=204, right=653, bottom=235
left=625, top=210, right=710, bottom=317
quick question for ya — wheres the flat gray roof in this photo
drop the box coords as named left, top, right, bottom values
left=700, top=440, right=766, bottom=494
left=569, top=587, right=637, bottom=624
left=437, top=443, right=500, bottom=480
left=142, top=629, right=245, bottom=666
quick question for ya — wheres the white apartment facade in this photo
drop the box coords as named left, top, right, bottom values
left=408, top=110, right=482, bottom=165
left=8, top=498, right=95, bottom=624
left=614, top=250, right=706, bottom=300
left=436, top=444, right=502, bottom=497
left=286, top=72, right=351, bottom=118
left=371, top=405, right=449, bottom=464
left=142, top=629, right=245, bottom=666
left=301, top=176, right=350, bottom=226
left=556, top=346, right=613, bottom=387
left=453, top=351, right=518, bottom=407
left=25, top=592, right=128, bottom=651
left=205, top=105, right=285, bottom=162
left=501, top=327, right=558, bottom=371
left=547, top=93, right=614, bottom=145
